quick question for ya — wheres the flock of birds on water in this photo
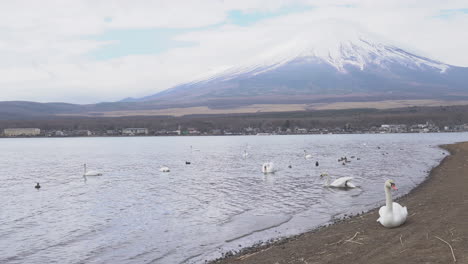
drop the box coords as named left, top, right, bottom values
left=258, top=150, right=407, bottom=228
left=34, top=145, right=408, bottom=228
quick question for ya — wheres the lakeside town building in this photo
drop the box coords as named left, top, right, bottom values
left=122, top=128, right=149, bottom=135
left=2, top=120, right=468, bottom=138
left=3, top=128, right=41, bottom=136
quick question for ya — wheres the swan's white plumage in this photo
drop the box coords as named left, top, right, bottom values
left=262, top=162, right=275, bottom=173
left=377, top=202, right=408, bottom=228
left=160, top=166, right=170, bottom=172
left=330, top=176, right=355, bottom=188
left=84, top=171, right=102, bottom=176
left=83, top=164, right=102, bottom=176
left=321, top=173, right=355, bottom=188
left=377, top=180, right=408, bottom=228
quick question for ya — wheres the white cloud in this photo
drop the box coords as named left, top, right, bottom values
left=0, top=0, right=467, bottom=103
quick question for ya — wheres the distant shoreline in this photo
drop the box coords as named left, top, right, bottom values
left=2, top=104, right=468, bottom=137
left=0, top=131, right=466, bottom=139
left=212, top=142, right=468, bottom=263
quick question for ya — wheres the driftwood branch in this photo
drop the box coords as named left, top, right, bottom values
left=434, top=236, right=456, bottom=262
left=326, top=239, right=343, bottom=246
left=328, top=232, right=364, bottom=246
left=344, top=232, right=363, bottom=245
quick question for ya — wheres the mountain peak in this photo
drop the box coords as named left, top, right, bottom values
left=184, top=23, right=449, bottom=88
left=246, top=34, right=448, bottom=77
left=133, top=22, right=465, bottom=105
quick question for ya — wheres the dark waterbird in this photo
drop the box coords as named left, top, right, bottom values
left=35, top=182, right=41, bottom=189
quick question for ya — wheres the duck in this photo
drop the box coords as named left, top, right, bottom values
left=185, top=161, right=191, bottom=165
left=83, top=164, right=103, bottom=176
left=159, top=166, right=170, bottom=172
left=320, top=173, right=355, bottom=188
left=377, top=180, right=408, bottom=228
left=35, top=182, right=41, bottom=189
left=262, top=162, right=275, bottom=174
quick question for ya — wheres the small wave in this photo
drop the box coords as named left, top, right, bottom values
left=141, top=249, right=176, bottom=264
left=179, top=253, right=203, bottom=264
left=224, top=214, right=293, bottom=243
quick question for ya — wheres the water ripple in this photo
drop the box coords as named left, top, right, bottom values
left=0, top=133, right=466, bottom=263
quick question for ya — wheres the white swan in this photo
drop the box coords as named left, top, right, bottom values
left=377, top=180, right=408, bottom=228
left=304, top=150, right=312, bottom=159
left=159, top=166, right=170, bottom=172
left=83, top=164, right=103, bottom=176
left=242, top=150, right=249, bottom=158
left=190, top=145, right=200, bottom=152
left=320, top=173, right=355, bottom=188
left=262, top=162, right=275, bottom=173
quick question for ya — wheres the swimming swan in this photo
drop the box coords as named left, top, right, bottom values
left=83, top=164, right=103, bottom=176
left=320, top=173, right=355, bottom=188
left=377, top=180, right=408, bottom=228
left=262, top=162, right=275, bottom=173
left=159, top=166, right=170, bottom=172
left=304, top=150, right=312, bottom=159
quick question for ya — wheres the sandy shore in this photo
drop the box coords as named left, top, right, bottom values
left=212, top=142, right=468, bottom=263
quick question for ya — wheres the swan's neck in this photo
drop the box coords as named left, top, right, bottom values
left=385, top=186, right=393, bottom=211
left=326, top=174, right=331, bottom=186
left=84, top=164, right=87, bottom=174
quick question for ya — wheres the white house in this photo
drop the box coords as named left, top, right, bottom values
left=3, top=128, right=41, bottom=136
left=122, top=128, right=148, bottom=135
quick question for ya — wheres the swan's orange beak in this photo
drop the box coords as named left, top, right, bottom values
left=391, top=184, right=397, bottom=190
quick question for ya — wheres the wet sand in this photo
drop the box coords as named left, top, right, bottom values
left=212, top=142, right=468, bottom=263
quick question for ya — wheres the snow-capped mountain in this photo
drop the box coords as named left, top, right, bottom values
left=130, top=24, right=468, bottom=107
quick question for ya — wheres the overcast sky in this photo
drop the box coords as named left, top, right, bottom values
left=1, top=0, right=467, bottom=104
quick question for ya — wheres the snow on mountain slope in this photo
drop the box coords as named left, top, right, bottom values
left=186, top=23, right=449, bottom=85
left=133, top=22, right=466, bottom=105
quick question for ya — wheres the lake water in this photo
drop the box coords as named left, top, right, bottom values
left=1, top=133, right=467, bottom=263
